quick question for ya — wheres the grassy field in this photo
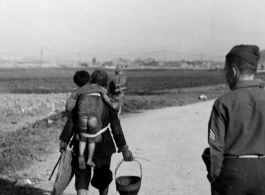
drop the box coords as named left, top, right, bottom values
left=0, top=67, right=228, bottom=94
left=1, top=67, right=264, bottom=94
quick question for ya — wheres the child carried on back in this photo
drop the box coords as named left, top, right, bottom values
left=65, top=70, right=118, bottom=169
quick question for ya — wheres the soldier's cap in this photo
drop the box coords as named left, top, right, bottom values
left=226, top=44, right=260, bottom=67
left=115, top=67, right=122, bottom=74
left=91, top=69, right=108, bottom=85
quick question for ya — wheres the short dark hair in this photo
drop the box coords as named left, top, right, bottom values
left=226, top=55, right=257, bottom=75
left=91, top=69, right=108, bottom=86
left=73, top=70, right=90, bottom=87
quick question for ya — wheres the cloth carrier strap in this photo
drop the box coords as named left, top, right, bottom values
left=77, top=124, right=110, bottom=139
left=225, top=155, right=265, bottom=159
left=86, top=93, right=101, bottom=96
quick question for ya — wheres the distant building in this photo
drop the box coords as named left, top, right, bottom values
left=165, top=61, right=181, bottom=67
left=103, top=58, right=137, bottom=69
left=142, top=58, right=158, bottom=66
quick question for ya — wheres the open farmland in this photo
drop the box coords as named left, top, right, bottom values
left=0, top=67, right=264, bottom=94
left=126, top=69, right=226, bottom=94
left=0, top=68, right=228, bottom=94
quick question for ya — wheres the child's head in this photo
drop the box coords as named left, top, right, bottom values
left=73, top=70, right=90, bottom=87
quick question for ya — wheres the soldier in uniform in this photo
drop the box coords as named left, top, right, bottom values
left=108, top=67, right=127, bottom=116
left=203, top=45, right=265, bottom=195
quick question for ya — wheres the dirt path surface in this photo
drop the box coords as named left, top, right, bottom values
left=17, top=100, right=214, bottom=195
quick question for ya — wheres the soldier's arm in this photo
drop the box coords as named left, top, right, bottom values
left=108, top=79, right=115, bottom=94
left=208, top=102, right=226, bottom=183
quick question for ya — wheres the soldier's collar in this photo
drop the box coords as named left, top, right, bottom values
left=232, top=80, right=261, bottom=90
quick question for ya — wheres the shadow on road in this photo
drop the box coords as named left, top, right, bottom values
left=0, top=178, right=50, bottom=195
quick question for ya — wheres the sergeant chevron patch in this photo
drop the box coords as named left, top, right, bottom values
left=209, top=129, right=216, bottom=141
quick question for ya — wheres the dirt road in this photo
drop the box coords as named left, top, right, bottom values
left=18, top=100, right=214, bottom=195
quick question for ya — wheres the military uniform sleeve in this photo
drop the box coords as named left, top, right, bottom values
left=108, top=79, right=116, bottom=95
left=208, top=101, right=226, bottom=183
left=109, top=108, right=127, bottom=150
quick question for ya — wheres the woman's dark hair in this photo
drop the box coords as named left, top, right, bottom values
left=73, top=70, right=90, bottom=87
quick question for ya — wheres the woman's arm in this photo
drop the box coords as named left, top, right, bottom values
left=109, top=108, right=133, bottom=161
left=65, top=91, right=78, bottom=112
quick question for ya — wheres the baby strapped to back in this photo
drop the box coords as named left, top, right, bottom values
left=66, top=70, right=118, bottom=169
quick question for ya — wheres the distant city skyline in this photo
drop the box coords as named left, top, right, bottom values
left=1, top=0, right=265, bottom=62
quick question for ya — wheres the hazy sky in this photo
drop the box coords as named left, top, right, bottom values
left=0, top=0, right=265, bottom=61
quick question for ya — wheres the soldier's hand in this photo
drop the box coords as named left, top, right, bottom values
left=122, top=148, right=134, bottom=161
left=59, top=141, right=67, bottom=153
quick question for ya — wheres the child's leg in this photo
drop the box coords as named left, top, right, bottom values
left=78, top=139, right=86, bottom=169
left=78, top=117, right=88, bottom=169
left=86, top=142, right=96, bottom=167
left=86, top=117, right=98, bottom=167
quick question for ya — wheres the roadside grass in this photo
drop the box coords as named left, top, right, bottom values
left=123, top=84, right=228, bottom=113
left=0, top=177, right=49, bottom=195
left=0, top=113, right=67, bottom=175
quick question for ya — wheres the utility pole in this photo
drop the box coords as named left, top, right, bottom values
left=40, top=47, right=43, bottom=67
left=78, top=52, right=81, bottom=65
